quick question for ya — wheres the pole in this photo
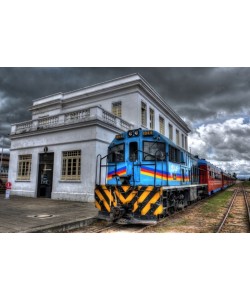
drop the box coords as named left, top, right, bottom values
left=0, top=136, right=3, bottom=172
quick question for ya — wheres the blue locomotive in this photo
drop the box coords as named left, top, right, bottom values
left=95, top=128, right=210, bottom=224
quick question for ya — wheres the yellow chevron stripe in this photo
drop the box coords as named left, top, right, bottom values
left=125, top=190, right=138, bottom=203
left=103, top=188, right=114, bottom=207
left=95, top=201, right=101, bottom=211
left=132, top=186, right=154, bottom=212
left=133, top=202, right=138, bottom=212
left=121, top=186, right=130, bottom=192
left=95, top=189, right=111, bottom=212
left=114, top=189, right=126, bottom=204
left=141, top=191, right=161, bottom=215
left=153, top=204, right=163, bottom=216
left=114, top=188, right=138, bottom=204
left=138, top=186, right=154, bottom=203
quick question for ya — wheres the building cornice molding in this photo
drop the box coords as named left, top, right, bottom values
left=10, top=137, right=111, bottom=151
left=28, top=73, right=190, bottom=132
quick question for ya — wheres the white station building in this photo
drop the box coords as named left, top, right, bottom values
left=8, top=74, right=190, bottom=202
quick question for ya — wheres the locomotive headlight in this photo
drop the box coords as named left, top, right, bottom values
left=128, top=130, right=134, bottom=137
left=134, top=129, right=139, bottom=136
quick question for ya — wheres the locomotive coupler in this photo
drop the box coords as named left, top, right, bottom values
left=110, top=206, right=126, bottom=221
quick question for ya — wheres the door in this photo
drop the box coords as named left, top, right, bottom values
left=37, top=153, right=54, bottom=198
left=128, top=141, right=140, bottom=183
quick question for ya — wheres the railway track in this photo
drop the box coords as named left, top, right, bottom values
left=216, top=186, right=250, bottom=233
left=72, top=192, right=221, bottom=233
left=71, top=219, right=146, bottom=233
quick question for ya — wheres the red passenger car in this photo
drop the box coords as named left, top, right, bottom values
left=222, top=172, right=235, bottom=188
left=198, top=159, right=223, bottom=195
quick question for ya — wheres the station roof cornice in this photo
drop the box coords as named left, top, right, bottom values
left=29, top=73, right=190, bottom=132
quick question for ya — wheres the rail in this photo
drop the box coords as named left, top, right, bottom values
left=216, top=186, right=250, bottom=233
left=243, top=188, right=250, bottom=225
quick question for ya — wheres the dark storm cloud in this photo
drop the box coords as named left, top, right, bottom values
left=189, top=118, right=250, bottom=177
left=1, top=68, right=250, bottom=159
left=1, top=67, right=250, bottom=130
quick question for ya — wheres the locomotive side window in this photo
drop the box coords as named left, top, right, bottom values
left=143, top=141, right=166, bottom=161
left=108, top=144, right=125, bottom=162
left=169, top=145, right=181, bottom=163
left=191, top=165, right=199, bottom=182
left=129, top=142, right=138, bottom=162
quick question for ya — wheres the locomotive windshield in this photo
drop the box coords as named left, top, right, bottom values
left=143, top=141, right=166, bottom=161
left=108, top=144, right=125, bottom=162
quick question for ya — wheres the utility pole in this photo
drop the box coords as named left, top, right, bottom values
left=0, top=136, right=4, bottom=172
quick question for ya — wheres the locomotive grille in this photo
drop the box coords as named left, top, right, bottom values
left=95, top=185, right=163, bottom=219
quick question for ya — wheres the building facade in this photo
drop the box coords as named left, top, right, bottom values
left=9, top=74, right=190, bottom=201
left=0, top=152, right=9, bottom=192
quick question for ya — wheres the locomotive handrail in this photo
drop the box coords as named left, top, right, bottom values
left=96, top=152, right=116, bottom=185
left=135, top=149, right=167, bottom=187
left=97, top=148, right=168, bottom=186
left=95, top=154, right=102, bottom=185
left=154, top=150, right=167, bottom=187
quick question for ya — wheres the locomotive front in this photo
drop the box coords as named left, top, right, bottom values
left=95, top=128, right=167, bottom=224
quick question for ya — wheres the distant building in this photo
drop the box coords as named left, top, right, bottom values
left=9, top=74, right=190, bottom=201
left=0, top=152, right=10, bottom=191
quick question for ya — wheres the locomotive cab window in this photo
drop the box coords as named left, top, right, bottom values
left=129, top=142, right=138, bottom=162
left=108, top=144, right=125, bottom=162
left=169, top=145, right=181, bottom=163
left=143, top=141, right=166, bottom=161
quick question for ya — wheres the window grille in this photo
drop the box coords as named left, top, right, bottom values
left=149, top=108, right=155, bottom=130
left=185, top=136, right=188, bottom=150
left=169, top=124, right=173, bottom=141
left=61, top=150, right=81, bottom=180
left=159, top=116, right=165, bottom=135
left=182, top=134, right=184, bottom=148
left=176, top=129, right=180, bottom=146
left=112, top=101, right=122, bottom=118
left=141, top=102, right=147, bottom=127
left=17, top=154, right=32, bottom=180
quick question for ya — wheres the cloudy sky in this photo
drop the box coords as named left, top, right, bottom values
left=0, top=67, right=250, bottom=178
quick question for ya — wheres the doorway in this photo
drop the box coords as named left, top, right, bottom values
left=37, top=153, right=54, bottom=198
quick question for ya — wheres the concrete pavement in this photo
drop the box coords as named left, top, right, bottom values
left=0, top=193, right=97, bottom=233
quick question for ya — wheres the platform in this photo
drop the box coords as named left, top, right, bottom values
left=0, top=194, right=97, bottom=233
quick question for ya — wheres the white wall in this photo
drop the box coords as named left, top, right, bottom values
left=135, top=92, right=188, bottom=148
left=9, top=123, right=120, bottom=201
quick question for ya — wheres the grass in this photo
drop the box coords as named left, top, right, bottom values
left=144, top=189, right=234, bottom=233
left=242, top=181, right=250, bottom=187
left=172, top=219, right=188, bottom=226
left=201, top=191, right=233, bottom=214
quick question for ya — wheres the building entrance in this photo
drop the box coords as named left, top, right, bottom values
left=37, top=153, right=54, bottom=198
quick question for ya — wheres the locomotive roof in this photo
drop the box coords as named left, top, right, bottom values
left=111, top=128, right=197, bottom=159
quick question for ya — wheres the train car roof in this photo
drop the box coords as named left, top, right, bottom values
left=198, top=158, right=223, bottom=172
